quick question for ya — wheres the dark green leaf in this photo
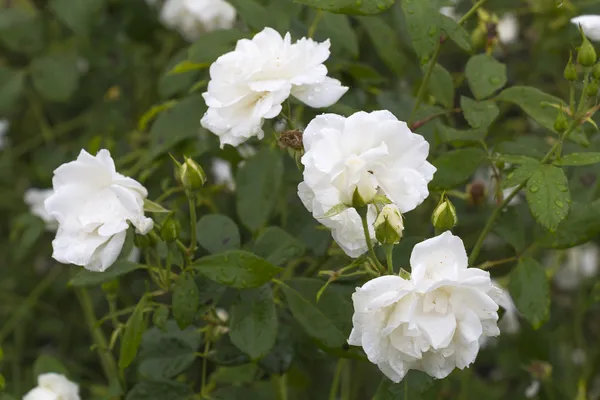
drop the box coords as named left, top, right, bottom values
left=538, top=199, right=600, bottom=249
left=0, top=8, right=43, bottom=55
left=554, top=152, right=600, bottom=166
left=525, top=165, right=571, bottom=231
left=493, top=205, right=530, bottom=252
left=228, top=0, right=271, bottom=31
left=439, top=14, right=471, bottom=52
left=236, top=148, right=283, bottom=231
left=251, top=227, right=305, bottom=266
left=30, top=55, right=80, bottom=102
left=49, top=0, right=105, bottom=35
left=0, top=67, right=24, bottom=116
left=428, top=64, right=454, bottom=108
left=229, top=285, right=278, bottom=360
left=192, top=250, right=283, bottom=289
left=33, top=355, right=68, bottom=377
left=496, top=154, right=541, bottom=165
left=502, top=161, right=541, bottom=189
left=430, top=148, right=487, bottom=189
left=374, top=371, right=434, bottom=399
left=173, top=272, right=200, bottom=330
left=125, top=380, right=193, bottom=400
left=152, top=306, right=169, bottom=331
left=119, top=297, right=148, bottom=370
left=508, top=258, right=550, bottom=329
left=401, top=0, right=440, bottom=64
left=461, top=96, right=499, bottom=129
left=158, top=49, right=200, bottom=99
left=318, top=13, right=358, bottom=57
left=197, top=214, right=240, bottom=254
left=357, top=17, right=405, bottom=75
left=69, top=261, right=145, bottom=287
left=293, top=0, right=395, bottom=15
left=465, top=54, right=507, bottom=100
left=188, top=29, right=247, bottom=64
left=437, top=124, right=486, bottom=145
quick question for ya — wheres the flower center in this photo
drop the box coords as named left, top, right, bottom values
left=422, top=289, right=450, bottom=314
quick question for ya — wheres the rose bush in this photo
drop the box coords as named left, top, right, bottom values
left=2, top=0, right=600, bottom=399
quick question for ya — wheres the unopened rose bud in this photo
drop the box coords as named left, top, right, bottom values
left=351, top=185, right=376, bottom=209
left=586, top=80, right=599, bottom=97
left=432, top=197, right=458, bottom=232
left=180, top=157, right=207, bottom=193
left=374, top=204, right=404, bottom=244
left=160, top=215, right=180, bottom=243
left=564, top=53, right=578, bottom=81
left=554, top=109, right=569, bottom=133
left=134, top=233, right=152, bottom=249
left=578, top=30, right=597, bottom=67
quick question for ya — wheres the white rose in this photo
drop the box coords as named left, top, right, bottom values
left=572, top=15, right=600, bottom=41
left=159, top=0, right=236, bottom=42
left=553, top=243, right=599, bottom=290
left=23, top=373, right=80, bottom=400
left=24, top=188, right=58, bottom=231
left=348, top=232, right=501, bottom=382
left=497, top=13, right=519, bottom=45
left=201, top=27, right=348, bottom=148
left=298, top=111, right=435, bottom=258
left=0, top=119, right=8, bottom=150
left=45, top=149, right=153, bottom=272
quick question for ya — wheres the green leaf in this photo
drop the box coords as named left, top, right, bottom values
left=320, top=203, right=350, bottom=219
left=318, top=12, right=358, bottom=57
left=502, top=161, right=541, bottom=189
left=495, top=86, right=566, bottom=133
left=430, top=148, right=487, bottom=189
left=228, top=0, right=270, bottom=31
left=538, top=199, right=600, bottom=249
left=152, top=306, right=169, bottom=331
left=188, top=29, right=247, bottom=64
left=465, top=54, right=507, bottom=100
left=167, top=61, right=207, bottom=75
left=554, top=152, right=600, bottom=166
left=143, top=198, right=171, bottom=213
left=251, top=227, right=305, bottom=266
left=172, top=272, right=200, bottom=330
left=437, top=124, right=486, bottom=145
left=30, top=55, right=80, bottom=102
left=229, top=285, right=278, bottom=360
left=401, top=0, right=440, bottom=64
left=49, top=0, right=105, bottom=35
left=428, top=64, right=454, bottom=108
left=196, top=214, right=240, bottom=254
left=0, top=8, right=43, bottom=55
left=357, top=17, right=405, bottom=76
left=192, top=250, right=283, bottom=289
left=158, top=50, right=201, bottom=99
left=439, top=14, right=471, bottom=52
left=0, top=67, right=24, bottom=116
left=461, top=96, right=499, bottom=129
left=508, top=258, right=550, bottom=329
left=236, top=148, right=283, bottom=232
left=280, top=278, right=353, bottom=348
left=374, top=371, right=434, bottom=399
left=69, top=261, right=145, bottom=287
left=138, top=101, right=178, bottom=132
left=493, top=206, right=530, bottom=252
left=33, top=355, right=68, bottom=377
left=119, top=296, right=148, bottom=370
left=293, top=0, right=395, bottom=15
left=496, top=154, right=541, bottom=165
left=125, top=380, right=193, bottom=400
left=525, top=165, right=571, bottom=231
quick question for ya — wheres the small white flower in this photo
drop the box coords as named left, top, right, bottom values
left=23, top=373, right=80, bottom=400
left=571, top=15, right=600, bottom=41
left=201, top=27, right=348, bottom=148
left=298, top=111, right=435, bottom=258
left=211, top=158, right=235, bottom=191
left=0, top=119, right=9, bottom=149
left=159, top=0, right=236, bottom=42
left=348, top=232, right=501, bottom=382
left=45, top=149, right=153, bottom=272
left=24, top=188, right=58, bottom=231
left=553, top=243, right=599, bottom=290
left=525, top=380, right=540, bottom=398
left=497, top=13, right=519, bottom=44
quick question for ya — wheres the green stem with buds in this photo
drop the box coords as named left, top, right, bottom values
left=383, top=244, right=394, bottom=275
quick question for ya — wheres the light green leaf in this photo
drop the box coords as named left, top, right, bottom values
left=69, top=261, right=145, bottom=287
left=49, top=0, right=105, bottom=35
left=401, top=0, right=441, bottom=64
left=30, top=55, right=80, bottom=102
left=125, top=380, right=193, bottom=400
left=439, top=14, right=471, bottom=52
left=554, top=152, right=600, bottom=166
left=0, top=67, right=24, bottom=116
left=508, top=258, right=550, bottom=329
left=293, top=0, right=395, bottom=15
left=192, top=250, right=283, bottom=289
left=143, top=198, right=171, bottom=213
left=172, top=273, right=200, bottom=330
left=502, top=161, right=541, bottom=189
left=158, top=49, right=200, bottom=99
left=318, top=12, right=358, bottom=57
left=236, top=148, right=283, bottom=232
left=251, top=227, right=305, bottom=266
left=229, top=285, right=278, bottom=360
left=167, top=61, right=207, bottom=76
left=33, top=355, right=68, bottom=377
left=495, top=86, right=566, bottom=133
left=430, top=148, right=487, bottom=189
left=461, top=96, right=499, bottom=129
left=526, top=165, right=571, bottom=231
left=138, top=101, right=178, bottom=132
left=495, top=154, right=541, bottom=165
left=356, top=17, right=405, bottom=76
left=428, top=64, right=454, bottom=108
left=465, top=54, right=507, bottom=100
left=188, top=29, right=247, bottom=64
left=196, top=214, right=240, bottom=254
left=152, top=306, right=169, bottom=331
left=319, top=203, right=350, bottom=219
left=119, top=296, right=148, bottom=370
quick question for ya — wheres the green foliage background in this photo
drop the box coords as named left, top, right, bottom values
left=2, top=0, right=600, bottom=399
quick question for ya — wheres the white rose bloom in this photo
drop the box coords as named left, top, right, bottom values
left=159, top=0, right=236, bottom=42
left=23, top=373, right=80, bottom=400
left=571, top=15, right=600, bottom=41
left=497, top=13, right=519, bottom=44
left=553, top=243, right=599, bottom=290
left=298, top=111, right=435, bottom=258
left=24, top=189, right=59, bottom=231
left=348, top=232, right=501, bottom=382
left=201, top=27, right=348, bottom=148
left=45, top=149, right=154, bottom=272
left=211, top=158, right=235, bottom=191
left=0, top=119, right=8, bottom=149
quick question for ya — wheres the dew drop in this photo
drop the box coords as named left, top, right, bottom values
left=554, top=200, right=565, bottom=208
left=529, top=186, right=539, bottom=193
left=489, top=77, right=502, bottom=85
left=428, top=26, right=437, bottom=36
